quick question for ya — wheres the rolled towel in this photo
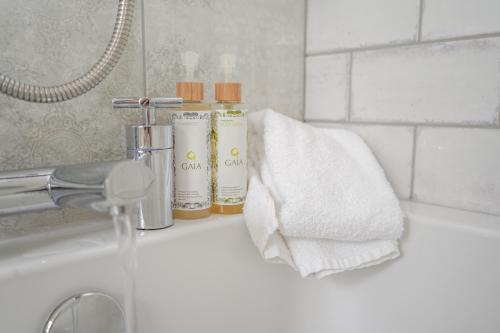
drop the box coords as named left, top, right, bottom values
left=244, top=109, right=404, bottom=278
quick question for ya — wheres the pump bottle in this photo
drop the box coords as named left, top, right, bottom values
left=169, top=51, right=212, bottom=219
left=211, top=54, right=248, bottom=215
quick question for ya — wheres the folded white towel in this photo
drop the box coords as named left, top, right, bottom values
left=244, top=109, right=404, bottom=278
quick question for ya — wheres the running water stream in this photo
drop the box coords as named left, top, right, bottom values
left=112, top=207, right=138, bottom=333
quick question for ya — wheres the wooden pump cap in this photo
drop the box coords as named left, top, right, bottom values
left=215, top=82, right=241, bottom=103
left=176, top=82, right=204, bottom=102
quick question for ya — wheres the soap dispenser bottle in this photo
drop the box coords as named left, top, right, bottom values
left=168, top=51, right=212, bottom=219
left=211, top=54, right=248, bottom=215
left=112, top=97, right=182, bottom=229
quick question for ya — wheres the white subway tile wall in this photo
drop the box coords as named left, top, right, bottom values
left=421, top=0, right=500, bottom=40
left=414, top=128, right=500, bottom=215
left=305, top=54, right=350, bottom=121
left=311, top=123, right=415, bottom=199
left=351, top=39, right=500, bottom=124
left=306, top=0, right=500, bottom=215
left=307, top=0, right=420, bottom=53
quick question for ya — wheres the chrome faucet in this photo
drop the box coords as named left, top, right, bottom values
left=0, top=160, right=154, bottom=217
left=0, top=98, right=181, bottom=230
left=113, top=96, right=182, bottom=230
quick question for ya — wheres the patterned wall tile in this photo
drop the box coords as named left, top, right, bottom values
left=0, top=0, right=144, bottom=238
left=144, top=0, right=305, bottom=120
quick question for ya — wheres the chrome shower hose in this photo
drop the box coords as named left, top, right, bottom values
left=0, top=0, right=135, bottom=103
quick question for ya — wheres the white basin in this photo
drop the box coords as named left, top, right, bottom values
left=1, top=201, right=499, bottom=333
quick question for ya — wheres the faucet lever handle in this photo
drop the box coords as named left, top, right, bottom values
left=112, top=97, right=150, bottom=109
left=112, top=97, right=157, bottom=125
left=112, top=97, right=183, bottom=109
left=112, top=97, right=182, bottom=126
left=149, top=97, right=183, bottom=108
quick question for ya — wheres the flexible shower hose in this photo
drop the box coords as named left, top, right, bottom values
left=0, top=0, right=134, bottom=103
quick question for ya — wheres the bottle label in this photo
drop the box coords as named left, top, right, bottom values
left=212, top=109, right=247, bottom=205
left=170, top=111, right=211, bottom=211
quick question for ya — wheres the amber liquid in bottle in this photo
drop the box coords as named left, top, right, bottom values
left=211, top=82, right=247, bottom=215
left=171, top=82, right=212, bottom=219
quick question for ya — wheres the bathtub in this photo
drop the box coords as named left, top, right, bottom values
left=0, top=201, right=499, bottom=333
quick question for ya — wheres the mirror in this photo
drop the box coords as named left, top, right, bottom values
left=44, top=292, right=125, bottom=333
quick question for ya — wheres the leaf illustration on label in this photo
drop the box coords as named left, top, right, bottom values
left=187, top=150, right=196, bottom=161
left=227, top=110, right=242, bottom=116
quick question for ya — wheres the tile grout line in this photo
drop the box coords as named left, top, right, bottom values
left=346, top=52, right=353, bottom=121
left=498, top=104, right=500, bottom=126
left=304, top=119, right=500, bottom=129
left=417, top=0, right=425, bottom=42
left=140, top=0, right=148, bottom=96
left=409, top=125, right=418, bottom=200
left=409, top=198, right=500, bottom=218
left=302, top=0, right=308, bottom=121
left=305, top=31, right=500, bottom=57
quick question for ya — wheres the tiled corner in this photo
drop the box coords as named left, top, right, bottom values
left=421, top=0, right=500, bottom=40
left=144, top=0, right=306, bottom=120
left=306, top=0, right=420, bottom=53
left=351, top=38, right=500, bottom=124
left=309, top=122, right=414, bottom=199
left=305, top=54, right=350, bottom=121
left=414, top=127, right=500, bottom=215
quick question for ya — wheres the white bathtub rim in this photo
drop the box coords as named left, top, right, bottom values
left=401, top=200, right=500, bottom=240
left=0, top=201, right=499, bottom=280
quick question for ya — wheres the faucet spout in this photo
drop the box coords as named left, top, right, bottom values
left=0, top=161, right=154, bottom=217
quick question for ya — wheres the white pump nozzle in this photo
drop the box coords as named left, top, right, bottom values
left=220, top=53, right=236, bottom=82
left=181, top=51, right=199, bottom=81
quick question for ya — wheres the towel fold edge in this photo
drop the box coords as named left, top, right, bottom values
left=291, top=240, right=400, bottom=279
